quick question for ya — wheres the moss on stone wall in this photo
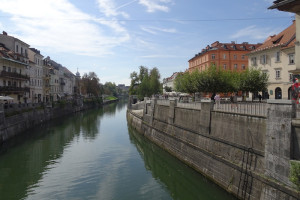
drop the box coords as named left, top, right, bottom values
left=290, top=160, right=300, bottom=190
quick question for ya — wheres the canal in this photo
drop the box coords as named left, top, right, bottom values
left=0, top=100, right=236, bottom=200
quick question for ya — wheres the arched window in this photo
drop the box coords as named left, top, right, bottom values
left=288, top=87, right=292, bottom=100
left=275, top=87, right=282, bottom=99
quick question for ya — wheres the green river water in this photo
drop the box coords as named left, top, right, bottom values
left=0, top=100, right=236, bottom=200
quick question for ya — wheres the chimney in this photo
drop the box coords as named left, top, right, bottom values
left=2, top=31, right=7, bottom=35
left=211, top=41, right=219, bottom=47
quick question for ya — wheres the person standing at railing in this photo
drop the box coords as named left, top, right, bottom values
left=258, top=93, right=262, bottom=103
left=292, top=78, right=300, bottom=104
left=230, top=93, right=238, bottom=109
left=214, top=93, right=220, bottom=108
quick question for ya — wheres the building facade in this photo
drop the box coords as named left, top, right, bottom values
left=0, top=32, right=30, bottom=103
left=248, top=21, right=296, bottom=100
left=269, top=0, right=300, bottom=77
left=28, top=48, right=44, bottom=103
left=188, top=41, right=261, bottom=73
left=162, top=72, right=179, bottom=93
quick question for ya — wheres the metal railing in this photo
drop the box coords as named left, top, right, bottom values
left=213, top=101, right=267, bottom=117
left=0, top=71, right=30, bottom=80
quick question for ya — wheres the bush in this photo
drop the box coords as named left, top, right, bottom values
left=290, top=160, right=300, bottom=189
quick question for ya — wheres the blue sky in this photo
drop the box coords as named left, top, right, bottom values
left=0, top=0, right=294, bottom=85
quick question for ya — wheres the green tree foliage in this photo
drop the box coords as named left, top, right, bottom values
left=174, top=65, right=268, bottom=94
left=129, top=66, right=162, bottom=100
left=290, top=160, right=300, bottom=190
left=239, top=68, right=269, bottom=93
left=81, top=72, right=102, bottom=97
left=103, top=82, right=117, bottom=96
left=164, top=86, right=172, bottom=92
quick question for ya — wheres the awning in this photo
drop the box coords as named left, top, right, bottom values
left=0, top=96, right=14, bottom=100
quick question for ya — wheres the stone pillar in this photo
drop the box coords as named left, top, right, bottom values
left=168, top=99, right=177, bottom=124
left=265, top=100, right=295, bottom=186
left=200, top=100, right=214, bottom=134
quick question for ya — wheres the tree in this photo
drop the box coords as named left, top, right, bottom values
left=164, top=86, right=172, bottom=92
left=129, top=66, right=162, bottom=100
left=239, top=68, right=268, bottom=94
left=103, top=82, right=117, bottom=96
left=174, top=65, right=268, bottom=96
left=81, top=72, right=102, bottom=97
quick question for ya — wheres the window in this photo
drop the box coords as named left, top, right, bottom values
left=3, top=80, right=6, bottom=86
left=276, top=70, right=281, bottom=79
left=276, top=51, right=280, bottom=62
left=223, top=64, right=227, bottom=70
left=3, top=66, right=6, bottom=71
left=251, top=57, right=257, bottom=66
left=211, top=54, right=216, bottom=60
left=223, top=54, right=226, bottom=59
left=260, top=55, right=267, bottom=64
left=289, top=54, right=295, bottom=64
left=8, top=67, right=11, bottom=72
left=241, top=55, right=245, bottom=60
left=242, top=64, right=246, bottom=70
left=13, top=68, right=16, bottom=73
left=8, top=81, right=11, bottom=86
left=16, top=45, right=19, bottom=53
left=234, top=64, right=238, bottom=70
left=233, top=55, right=237, bottom=60
left=21, top=47, right=23, bottom=55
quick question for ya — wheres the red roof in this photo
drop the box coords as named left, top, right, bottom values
left=251, top=21, right=295, bottom=53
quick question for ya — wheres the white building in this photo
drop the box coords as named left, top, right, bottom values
left=0, top=31, right=30, bottom=103
left=248, top=21, right=296, bottom=100
left=28, top=48, right=44, bottom=103
left=162, top=72, right=180, bottom=93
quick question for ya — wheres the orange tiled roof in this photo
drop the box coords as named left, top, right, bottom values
left=251, top=21, right=295, bottom=53
left=189, top=41, right=261, bottom=61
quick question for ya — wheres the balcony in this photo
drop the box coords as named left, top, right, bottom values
left=60, top=81, right=66, bottom=85
left=0, top=71, right=30, bottom=80
left=0, top=86, right=30, bottom=93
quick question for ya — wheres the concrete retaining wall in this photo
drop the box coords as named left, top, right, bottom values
left=0, top=99, right=118, bottom=144
left=127, top=98, right=300, bottom=200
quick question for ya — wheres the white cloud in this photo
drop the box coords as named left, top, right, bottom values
left=231, top=25, right=281, bottom=40
left=96, top=0, right=129, bottom=18
left=141, top=26, right=176, bottom=35
left=0, top=0, right=130, bottom=56
left=138, top=0, right=172, bottom=13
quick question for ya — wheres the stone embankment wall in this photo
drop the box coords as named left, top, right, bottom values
left=0, top=99, right=117, bottom=144
left=127, top=98, right=300, bottom=200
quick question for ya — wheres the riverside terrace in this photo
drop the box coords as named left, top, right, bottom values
left=128, top=97, right=300, bottom=199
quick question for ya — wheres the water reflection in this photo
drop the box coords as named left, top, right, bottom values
left=0, top=102, right=123, bottom=200
left=128, top=126, right=236, bottom=200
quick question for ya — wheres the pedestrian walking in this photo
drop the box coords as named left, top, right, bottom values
left=292, top=78, right=300, bottom=104
left=258, top=93, right=262, bottom=103
left=214, top=93, right=220, bottom=108
left=230, top=93, right=238, bottom=109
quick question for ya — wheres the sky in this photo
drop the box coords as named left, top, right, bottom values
left=0, top=0, right=295, bottom=86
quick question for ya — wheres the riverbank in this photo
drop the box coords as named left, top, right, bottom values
left=0, top=98, right=118, bottom=144
left=127, top=97, right=300, bottom=200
